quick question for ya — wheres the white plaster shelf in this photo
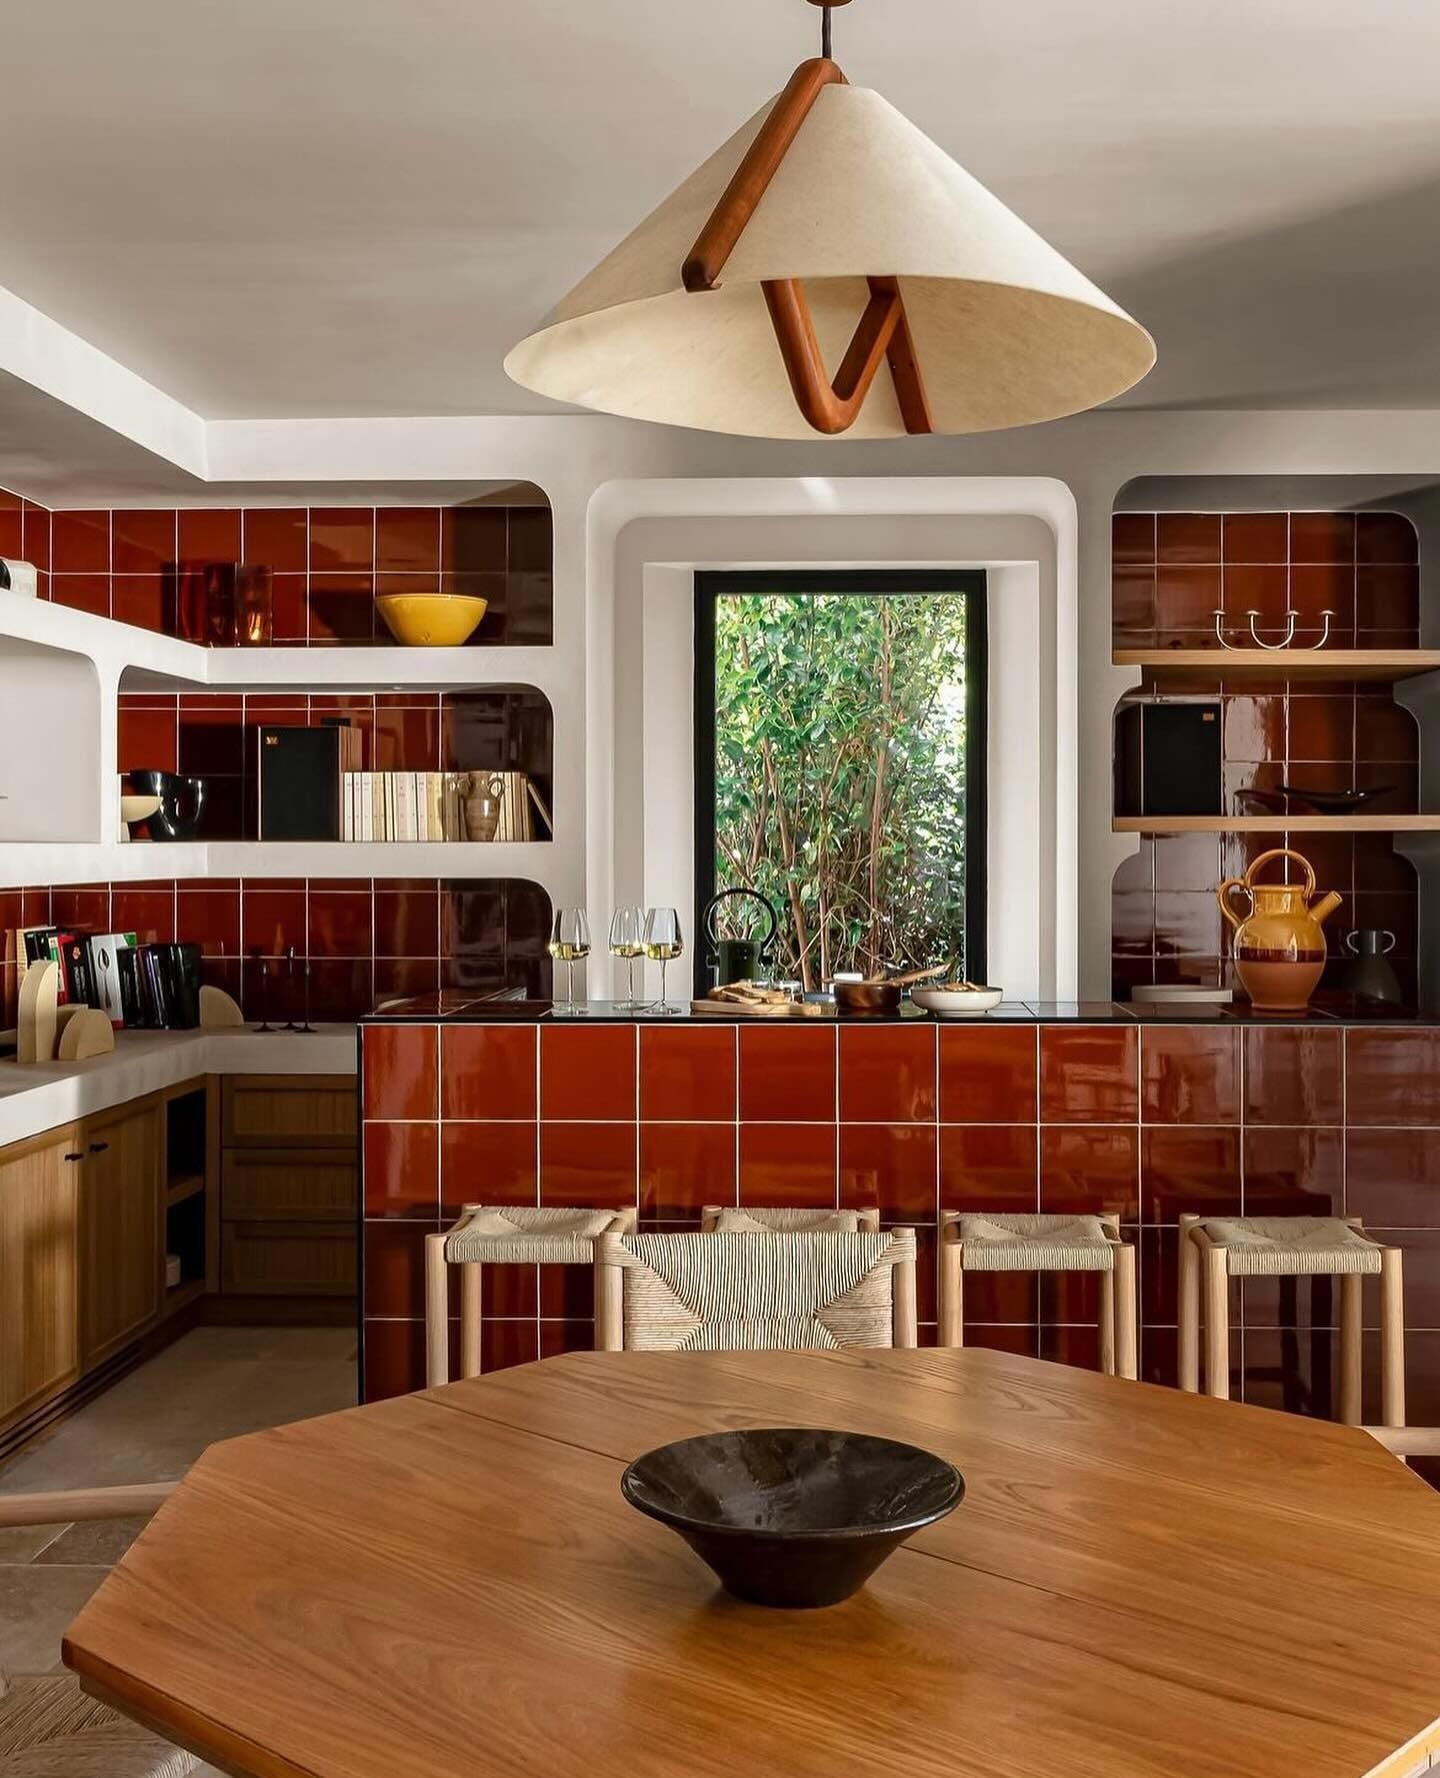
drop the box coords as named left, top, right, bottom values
left=0, top=838, right=558, bottom=889
left=0, top=595, right=560, bottom=693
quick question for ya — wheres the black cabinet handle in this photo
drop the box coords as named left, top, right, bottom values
left=88, top=1141, right=110, bottom=1154
left=63, top=1152, right=84, bottom=1162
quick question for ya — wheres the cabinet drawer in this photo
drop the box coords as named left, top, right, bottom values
left=222, top=1148, right=356, bottom=1222
left=222, top=1077, right=357, bottom=1147
left=221, top=1222, right=356, bottom=1296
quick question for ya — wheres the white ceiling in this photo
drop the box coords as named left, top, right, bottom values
left=3, top=0, right=1440, bottom=421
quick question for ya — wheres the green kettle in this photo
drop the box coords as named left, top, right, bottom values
left=703, top=887, right=779, bottom=987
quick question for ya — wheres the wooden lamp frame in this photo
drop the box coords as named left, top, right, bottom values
left=681, top=54, right=933, bottom=436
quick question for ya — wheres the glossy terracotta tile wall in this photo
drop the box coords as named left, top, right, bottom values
left=1112, top=511, right=1421, bottom=1001
left=0, top=488, right=552, bottom=645
left=117, top=689, right=553, bottom=840
left=1, top=879, right=552, bottom=1025
left=359, top=1017, right=1440, bottom=1417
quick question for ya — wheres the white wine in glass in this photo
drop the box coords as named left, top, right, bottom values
left=548, top=908, right=591, bottom=1015
left=608, top=904, right=646, bottom=1010
left=643, top=907, right=684, bottom=1016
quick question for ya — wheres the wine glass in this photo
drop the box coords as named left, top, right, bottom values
left=643, top=907, right=684, bottom=1016
left=608, top=904, right=646, bottom=1010
left=548, top=908, right=591, bottom=1016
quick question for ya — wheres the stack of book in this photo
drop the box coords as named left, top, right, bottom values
left=341, top=772, right=469, bottom=841
left=13, top=926, right=201, bottom=1029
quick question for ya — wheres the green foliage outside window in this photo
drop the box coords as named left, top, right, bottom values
left=712, top=590, right=973, bottom=990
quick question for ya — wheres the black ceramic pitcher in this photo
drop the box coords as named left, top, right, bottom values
left=1340, top=929, right=1403, bottom=1005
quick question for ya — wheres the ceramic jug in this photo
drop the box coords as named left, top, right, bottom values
left=1340, top=929, right=1404, bottom=1006
left=1216, top=847, right=1342, bottom=1011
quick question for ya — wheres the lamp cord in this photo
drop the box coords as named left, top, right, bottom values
left=821, top=3, right=832, bottom=58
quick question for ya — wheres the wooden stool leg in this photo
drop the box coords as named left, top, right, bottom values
left=459, top=1262, right=483, bottom=1379
left=1115, top=1244, right=1138, bottom=1382
left=1203, top=1245, right=1230, bottom=1400
left=595, top=1253, right=623, bottom=1350
left=1381, top=1248, right=1406, bottom=1429
left=1099, top=1270, right=1116, bottom=1376
left=424, top=1233, right=450, bottom=1387
left=1178, top=1215, right=1200, bottom=1393
left=1339, top=1272, right=1363, bottom=1426
left=939, top=1231, right=964, bottom=1349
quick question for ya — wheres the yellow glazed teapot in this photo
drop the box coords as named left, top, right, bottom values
left=1216, top=847, right=1342, bottom=1011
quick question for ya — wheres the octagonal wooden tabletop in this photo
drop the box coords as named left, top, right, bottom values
left=63, top=1347, right=1440, bottom=1778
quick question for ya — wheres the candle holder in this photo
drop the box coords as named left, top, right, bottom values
left=1212, top=609, right=1335, bottom=650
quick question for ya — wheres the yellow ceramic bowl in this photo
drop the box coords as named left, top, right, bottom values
left=376, top=593, right=489, bottom=647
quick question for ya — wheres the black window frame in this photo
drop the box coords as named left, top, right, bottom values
left=692, top=568, right=989, bottom=995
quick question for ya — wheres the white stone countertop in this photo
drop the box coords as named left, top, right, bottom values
left=0, top=1025, right=356, bottom=1149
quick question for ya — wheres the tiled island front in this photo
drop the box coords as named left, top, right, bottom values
left=359, top=1009, right=1440, bottom=1416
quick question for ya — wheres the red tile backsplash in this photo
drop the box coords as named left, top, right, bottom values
left=441, top=1024, right=537, bottom=1121
left=2, top=876, right=552, bottom=1024
left=115, top=687, right=554, bottom=841
left=1039, top=1025, right=1137, bottom=1122
left=838, top=1024, right=936, bottom=1122
left=7, top=489, right=551, bottom=646
left=1111, top=510, right=1421, bottom=1002
left=540, top=1024, right=636, bottom=1121
left=938, top=1025, right=1037, bottom=1123
left=639, top=1122, right=736, bottom=1217
left=738, top=1025, right=837, bottom=1122
left=638, top=1025, right=737, bottom=1122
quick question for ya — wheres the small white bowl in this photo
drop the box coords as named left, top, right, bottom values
left=911, top=985, right=1004, bottom=1018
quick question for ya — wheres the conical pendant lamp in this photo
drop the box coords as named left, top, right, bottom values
left=505, top=0, right=1154, bottom=439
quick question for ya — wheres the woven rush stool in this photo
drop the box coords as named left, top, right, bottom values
left=701, top=1205, right=880, bottom=1232
left=424, top=1204, right=635, bottom=1385
left=939, top=1212, right=1137, bottom=1379
left=596, top=1227, right=918, bottom=1351
left=1178, top=1214, right=1405, bottom=1425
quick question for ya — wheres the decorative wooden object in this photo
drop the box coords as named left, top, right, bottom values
left=16, top=959, right=59, bottom=1064
left=683, top=57, right=932, bottom=436
left=63, top=1347, right=1440, bottom=1778
left=57, top=1007, right=117, bottom=1061
left=1114, top=647, right=1440, bottom=682
left=198, top=985, right=245, bottom=1029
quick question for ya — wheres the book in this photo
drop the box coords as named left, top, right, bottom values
left=394, top=771, right=413, bottom=842
left=88, top=933, right=135, bottom=1027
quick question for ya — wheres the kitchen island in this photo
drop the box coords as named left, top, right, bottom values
left=360, top=997, right=1440, bottom=1408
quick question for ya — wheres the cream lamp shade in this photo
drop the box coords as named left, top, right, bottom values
left=505, top=61, right=1155, bottom=439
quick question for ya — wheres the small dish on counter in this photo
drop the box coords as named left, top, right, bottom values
left=910, top=984, right=1004, bottom=1017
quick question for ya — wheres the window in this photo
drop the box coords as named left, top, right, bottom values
left=694, top=570, right=987, bottom=993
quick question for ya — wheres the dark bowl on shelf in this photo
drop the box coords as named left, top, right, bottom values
left=620, top=1428, right=964, bottom=1608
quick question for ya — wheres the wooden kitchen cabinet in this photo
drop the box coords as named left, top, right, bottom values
left=220, top=1077, right=356, bottom=1306
left=0, top=1125, right=81, bottom=1426
left=77, top=1099, right=163, bottom=1370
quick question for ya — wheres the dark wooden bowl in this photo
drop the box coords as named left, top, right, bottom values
left=832, top=980, right=903, bottom=1016
left=621, top=1427, right=963, bottom=1608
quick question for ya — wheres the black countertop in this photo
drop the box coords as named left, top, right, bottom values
left=363, top=993, right=1438, bottom=1027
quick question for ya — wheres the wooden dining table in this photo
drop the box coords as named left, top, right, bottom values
left=63, top=1346, right=1440, bottom=1778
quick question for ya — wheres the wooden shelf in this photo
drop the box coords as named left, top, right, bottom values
left=165, top=1174, right=205, bottom=1209
left=1115, top=648, right=1440, bottom=682
left=1113, top=815, right=1440, bottom=834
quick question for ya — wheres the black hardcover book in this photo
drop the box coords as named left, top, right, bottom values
left=259, top=723, right=362, bottom=841
left=116, top=946, right=144, bottom=1027
left=162, top=942, right=201, bottom=1029
left=1115, top=701, right=1223, bottom=817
